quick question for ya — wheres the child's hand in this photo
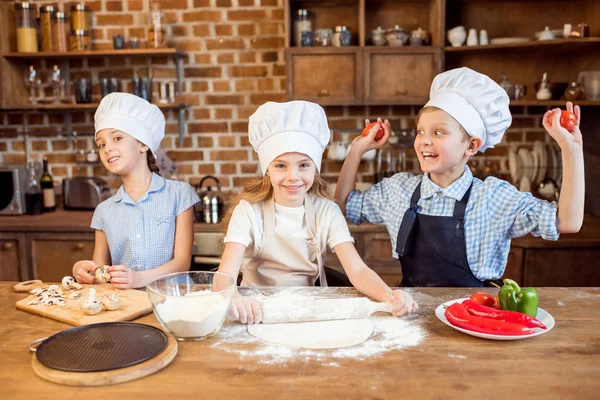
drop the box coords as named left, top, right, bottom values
left=542, top=102, right=583, bottom=151
left=73, top=260, right=98, bottom=284
left=350, top=117, right=391, bottom=156
left=384, top=289, right=419, bottom=317
left=108, top=264, right=138, bottom=289
left=229, top=294, right=263, bottom=324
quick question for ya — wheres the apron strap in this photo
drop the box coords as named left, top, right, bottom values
left=452, top=182, right=473, bottom=218
left=396, top=181, right=422, bottom=257
left=304, top=194, right=327, bottom=287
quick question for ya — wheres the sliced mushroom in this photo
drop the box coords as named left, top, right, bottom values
left=102, top=290, right=120, bottom=311
left=69, top=291, right=82, bottom=300
left=80, top=288, right=102, bottom=316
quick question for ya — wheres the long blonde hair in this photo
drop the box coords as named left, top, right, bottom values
left=221, top=172, right=331, bottom=231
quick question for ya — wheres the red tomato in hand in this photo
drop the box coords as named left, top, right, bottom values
left=469, top=292, right=498, bottom=308
left=362, top=122, right=384, bottom=141
left=559, top=110, right=577, bottom=133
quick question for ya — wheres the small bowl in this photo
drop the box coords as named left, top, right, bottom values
left=147, top=271, right=235, bottom=341
left=534, top=82, right=568, bottom=100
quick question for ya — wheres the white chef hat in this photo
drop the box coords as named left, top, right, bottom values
left=94, top=92, right=165, bottom=153
left=249, top=101, right=331, bottom=174
left=424, top=67, right=512, bottom=152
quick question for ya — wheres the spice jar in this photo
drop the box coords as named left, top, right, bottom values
left=148, top=2, right=166, bottom=48
left=15, top=2, right=38, bottom=53
left=71, top=3, right=91, bottom=32
left=293, top=9, right=313, bottom=47
left=70, top=30, right=91, bottom=51
left=52, top=12, right=68, bottom=52
left=332, top=26, right=351, bottom=47
left=40, top=5, right=55, bottom=52
left=565, top=82, right=584, bottom=101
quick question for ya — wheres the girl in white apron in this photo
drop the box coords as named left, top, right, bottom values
left=218, top=101, right=418, bottom=323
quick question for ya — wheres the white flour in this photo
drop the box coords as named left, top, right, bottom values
left=155, top=290, right=230, bottom=338
left=210, top=290, right=426, bottom=364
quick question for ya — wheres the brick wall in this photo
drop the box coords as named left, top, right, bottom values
left=0, top=0, right=553, bottom=193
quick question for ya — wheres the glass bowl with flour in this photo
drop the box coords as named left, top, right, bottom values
left=147, top=271, right=235, bottom=341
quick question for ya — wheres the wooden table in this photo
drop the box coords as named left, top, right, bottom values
left=1, top=284, right=599, bottom=399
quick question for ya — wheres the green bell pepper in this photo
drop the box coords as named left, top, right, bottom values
left=498, top=279, right=539, bottom=317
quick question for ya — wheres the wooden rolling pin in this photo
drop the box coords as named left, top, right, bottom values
left=260, top=297, right=394, bottom=324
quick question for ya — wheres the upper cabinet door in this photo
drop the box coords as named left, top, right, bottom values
left=286, top=48, right=363, bottom=105
left=365, top=48, right=442, bottom=105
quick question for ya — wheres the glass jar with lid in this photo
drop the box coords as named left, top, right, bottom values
left=40, top=5, right=55, bottom=52
left=71, top=29, right=91, bottom=51
left=148, top=2, right=166, bottom=48
left=332, top=25, right=351, bottom=47
left=71, top=3, right=91, bottom=32
left=15, top=2, right=38, bottom=53
left=52, top=12, right=68, bottom=52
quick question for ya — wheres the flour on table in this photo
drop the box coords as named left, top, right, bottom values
left=211, top=289, right=426, bottom=364
left=155, top=290, right=230, bottom=338
left=248, top=319, right=373, bottom=349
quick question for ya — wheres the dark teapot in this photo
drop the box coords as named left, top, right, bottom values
left=195, top=175, right=224, bottom=224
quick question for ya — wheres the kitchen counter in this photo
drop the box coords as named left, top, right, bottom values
left=2, top=210, right=600, bottom=247
left=1, top=284, right=599, bottom=399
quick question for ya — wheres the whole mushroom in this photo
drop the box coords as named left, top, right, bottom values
left=61, top=276, right=82, bottom=291
left=102, top=290, right=120, bottom=311
left=80, top=287, right=102, bottom=316
left=95, top=266, right=111, bottom=284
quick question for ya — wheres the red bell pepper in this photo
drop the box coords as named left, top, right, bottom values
left=461, top=299, right=547, bottom=330
left=444, top=302, right=535, bottom=336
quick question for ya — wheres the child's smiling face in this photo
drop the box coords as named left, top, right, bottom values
left=96, top=129, right=148, bottom=175
left=267, top=152, right=316, bottom=207
left=415, top=108, right=480, bottom=187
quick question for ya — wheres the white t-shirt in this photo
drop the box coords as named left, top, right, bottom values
left=224, top=196, right=354, bottom=257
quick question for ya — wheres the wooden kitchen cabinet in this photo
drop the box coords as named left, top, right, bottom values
left=365, top=47, right=441, bottom=104
left=0, top=233, right=27, bottom=281
left=286, top=47, right=364, bottom=105
left=30, top=233, right=95, bottom=281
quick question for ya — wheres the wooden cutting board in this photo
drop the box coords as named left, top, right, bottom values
left=14, top=280, right=153, bottom=326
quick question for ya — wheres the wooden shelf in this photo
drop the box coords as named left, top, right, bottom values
left=0, top=101, right=188, bottom=111
left=445, top=37, right=600, bottom=52
left=510, top=100, right=600, bottom=106
left=1, top=48, right=186, bottom=59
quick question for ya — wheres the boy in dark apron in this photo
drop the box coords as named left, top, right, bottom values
left=335, top=67, right=585, bottom=287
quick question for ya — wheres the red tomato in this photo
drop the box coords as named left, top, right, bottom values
left=469, top=292, right=498, bottom=308
left=559, top=110, right=577, bottom=133
left=362, top=122, right=384, bottom=141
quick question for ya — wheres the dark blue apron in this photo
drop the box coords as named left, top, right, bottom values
left=395, top=180, right=483, bottom=287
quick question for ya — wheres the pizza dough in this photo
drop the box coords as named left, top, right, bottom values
left=247, top=319, right=373, bottom=349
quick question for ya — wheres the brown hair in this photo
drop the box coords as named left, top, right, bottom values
left=146, top=149, right=160, bottom=175
left=416, top=106, right=469, bottom=139
left=220, top=172, right=331, bottom=231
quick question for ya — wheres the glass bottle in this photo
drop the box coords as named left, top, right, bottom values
left=40, top=5, right=55, bottom=52
left=148, top=2, right=166, bottom=48
left=40, top=157, right=56, bottom=212
left=26, top=161, right=43, bottom=215
left=71, top=3, right=91, bottom=32
left=52, top=12, right=68, bottom=52
left=15, top=2, right=38, bottom=53
left=293, top=9, right=312, bottom=47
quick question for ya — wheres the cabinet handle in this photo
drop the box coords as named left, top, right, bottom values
left=318, top=89, right=330, bottom=97
left=2, top=242, right=13, bottom=250
left=75, top=243, right=85, bottom=250
left=395, top=89, right=408, bottom=96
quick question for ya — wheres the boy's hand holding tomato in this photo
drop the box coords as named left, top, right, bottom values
left=349, top=117, right=391, bottom=157
left=542, top=102, right=582, bottom=151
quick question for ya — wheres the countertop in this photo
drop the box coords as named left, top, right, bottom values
left=1, top=285, right=599, bottom=399
left=1, top=209, right=600, bottom=248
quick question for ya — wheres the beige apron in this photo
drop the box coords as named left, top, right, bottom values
left=240, top=194, right=327, bottom=287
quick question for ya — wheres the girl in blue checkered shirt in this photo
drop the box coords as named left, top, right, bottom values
left=335, top=68, right=585, bottom=287
left=72, top=93, right=199, bottom=289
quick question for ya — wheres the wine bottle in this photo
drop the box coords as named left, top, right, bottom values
left=40, top=157, right=56, bottom=212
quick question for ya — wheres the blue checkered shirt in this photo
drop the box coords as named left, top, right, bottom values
left=91, top=173, right=200, bottom=271
left=346, top=166, right=559, bottom=280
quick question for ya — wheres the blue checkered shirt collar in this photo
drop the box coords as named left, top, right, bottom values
left=421, top=166, right=473, bottom=201
left=113, top=172, right=166, bottom=204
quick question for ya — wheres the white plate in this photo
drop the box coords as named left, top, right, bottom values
left=517, top=148, right=530, bottom=182
left=533, top=141, right=547, bottom=184
left=508, top=146, right=519, bottom=184
left=519, top=175, right=532, bottom=193
left=529, top=150, right=539, bottom=184
left=435, top=298, right=555, bottom=341
left=490, top=37, right=532, bottom=45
